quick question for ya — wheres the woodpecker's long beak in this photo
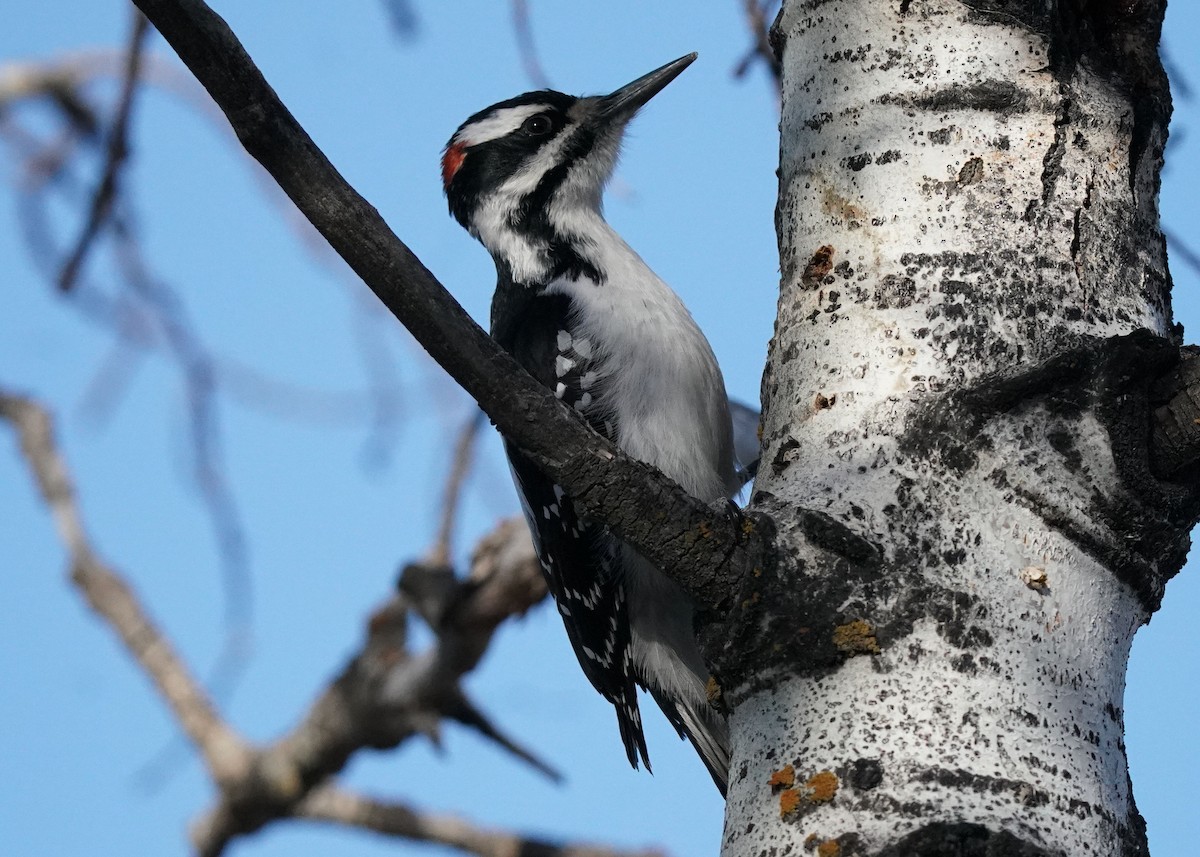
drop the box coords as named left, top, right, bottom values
left=597, top=53, right=697, bottom=122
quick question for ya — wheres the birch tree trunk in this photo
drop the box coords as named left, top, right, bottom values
left=711, top=1, right=1185, bottom=855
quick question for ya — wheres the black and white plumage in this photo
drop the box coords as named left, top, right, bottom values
left=441, top=54, right=737, bottom=793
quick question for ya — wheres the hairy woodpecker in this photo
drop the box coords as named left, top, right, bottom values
left=441, top=54, right=737, bottom=793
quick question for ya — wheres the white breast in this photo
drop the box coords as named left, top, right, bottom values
left=545, top=217, right=735, bottom=502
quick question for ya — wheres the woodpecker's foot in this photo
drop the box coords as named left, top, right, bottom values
left=709, top=498, right=748, bottom=538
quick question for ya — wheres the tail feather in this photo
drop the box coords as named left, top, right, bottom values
left=674, top=700, right=730, bottom=796
left=614, top=695, right=652, bottom=772
left=644, top=682, right=730, bottom=796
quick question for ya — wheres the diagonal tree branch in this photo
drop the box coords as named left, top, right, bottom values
left=57, top=9, right=150, bottom=291
left=428, top=409, right=485, bottom=567
left=0, top=389, right=252, bottom=787
left=295, top=785, right=666, bottom=857
left=129, top=0, right=767, bottom=611
left=732, top=0, right=782, bottom=91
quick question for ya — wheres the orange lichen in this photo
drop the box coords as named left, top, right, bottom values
left=817, top=839, right=842, bottom=857
left=804, top=833, right=821, bottom=849
left=698, top=521, right=713, bottom=538
left=805, top=770, right=839, bottom=803
left=802, top=244, right=836, bottom=285
left=814, top=393, right=837, bottom=411
left=779, top=788, right=801, bottom=817
left=742, top=516, right=757, bottom=536
left=705, top=676, right=723, bottom=705
left=768, top=764, right=796, bottom=789
left=833, top=619, right=880, bottom=655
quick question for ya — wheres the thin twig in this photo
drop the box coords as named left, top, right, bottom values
left=429, top=409, right=486, bottom=566
left=380, top=0, right=419, bottom=40
left=510, top=0, right=552, bottom=89
left=111, top=219, right=253, bottom=638
left=57, top=9, right=150, bottom=291
left=1166, top=227, right=1200, bottom=279
left=733, top=0, right=781, bottom=93
left=3, top=48, right=412, bottom=459
left=296, top=785, right=666, bottom=857
left=0, top=389, right=251, bottom=786
left=1162, top=44, right=1193, bottom=101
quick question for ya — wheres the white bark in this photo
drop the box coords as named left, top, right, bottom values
left=714, top=1, right=1177, bottom=855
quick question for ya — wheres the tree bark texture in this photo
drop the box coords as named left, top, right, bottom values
left=711, top=2, right=1192, bottom=855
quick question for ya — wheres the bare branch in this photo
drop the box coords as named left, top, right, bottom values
left=2, top=45, right=413, bottom=455
left=3, top=393, right=571, bottom=852
left=189, top=519, right=552, bottom=855
left=57, top=10, right=150, bottom=291
left=4, top=46, right=256, bottom=660
left=380, top=0, right=420, bottom=41
left=1166, top=227, right=1200, bottom=279
left=428, top=409, right=486, bottom=566
left=131, top=0, right=767, bottom=611
left=1162, top=43, right=1193, bottom=101
left=296, top=785, right=666, bottom=857
left=732, top=0, right=781, bottom=92
left=510, top=0, right=553, bottom=89
left=0, top=389, right=251, bottom=786
left=443, top=694, right=562, bottom=783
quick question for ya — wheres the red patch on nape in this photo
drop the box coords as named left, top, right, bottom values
left=441, top=142, right=467, bottom=188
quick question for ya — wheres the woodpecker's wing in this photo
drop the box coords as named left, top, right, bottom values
left=493, top=289, right=650, bottom=771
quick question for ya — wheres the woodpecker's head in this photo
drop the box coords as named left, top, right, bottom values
left=441, top=54, right=696, bottom=281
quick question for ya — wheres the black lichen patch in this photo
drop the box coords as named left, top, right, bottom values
left=844, top=153, right=873, bottom=171
left=881, top=80, right=1030, bottom=114
left=847, top=757, right=884, bottom=791
left=958, top=157, right=985, bottom=185
left=950, top=653, right=977, bottom=674
left=702, top=504, right=887, bottom=693
left=913, top=767, right=1049, bottom=808
left=897, top=330, right=1190, bottom=613
left=928, top=126, right=956, bottom=145
left=874, top=275, right=916, bottom=309
left=1046, top=428, right=1083, bottom=472
left=930, top=590, right=994, bottom=649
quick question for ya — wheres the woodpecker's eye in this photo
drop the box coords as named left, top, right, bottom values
left=522, top=114, right=553, bottom=136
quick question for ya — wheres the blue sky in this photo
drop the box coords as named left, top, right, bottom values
left=1, top=2, right=1197, bottom=856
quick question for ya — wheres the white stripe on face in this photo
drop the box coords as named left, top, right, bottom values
left=496, top=128, right=576, bottom=197
left=453, top=104, right=546, bottom=147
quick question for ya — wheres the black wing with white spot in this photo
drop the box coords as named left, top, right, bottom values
left=492, top=289, right=649, bottom=771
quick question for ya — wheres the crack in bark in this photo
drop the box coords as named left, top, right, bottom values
left=1039, top=92, right=1072, bottom=206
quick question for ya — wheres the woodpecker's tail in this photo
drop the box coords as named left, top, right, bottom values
left=660, top=690, right=730, bottom=796
left=614, top=694, right=652, bottom=773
